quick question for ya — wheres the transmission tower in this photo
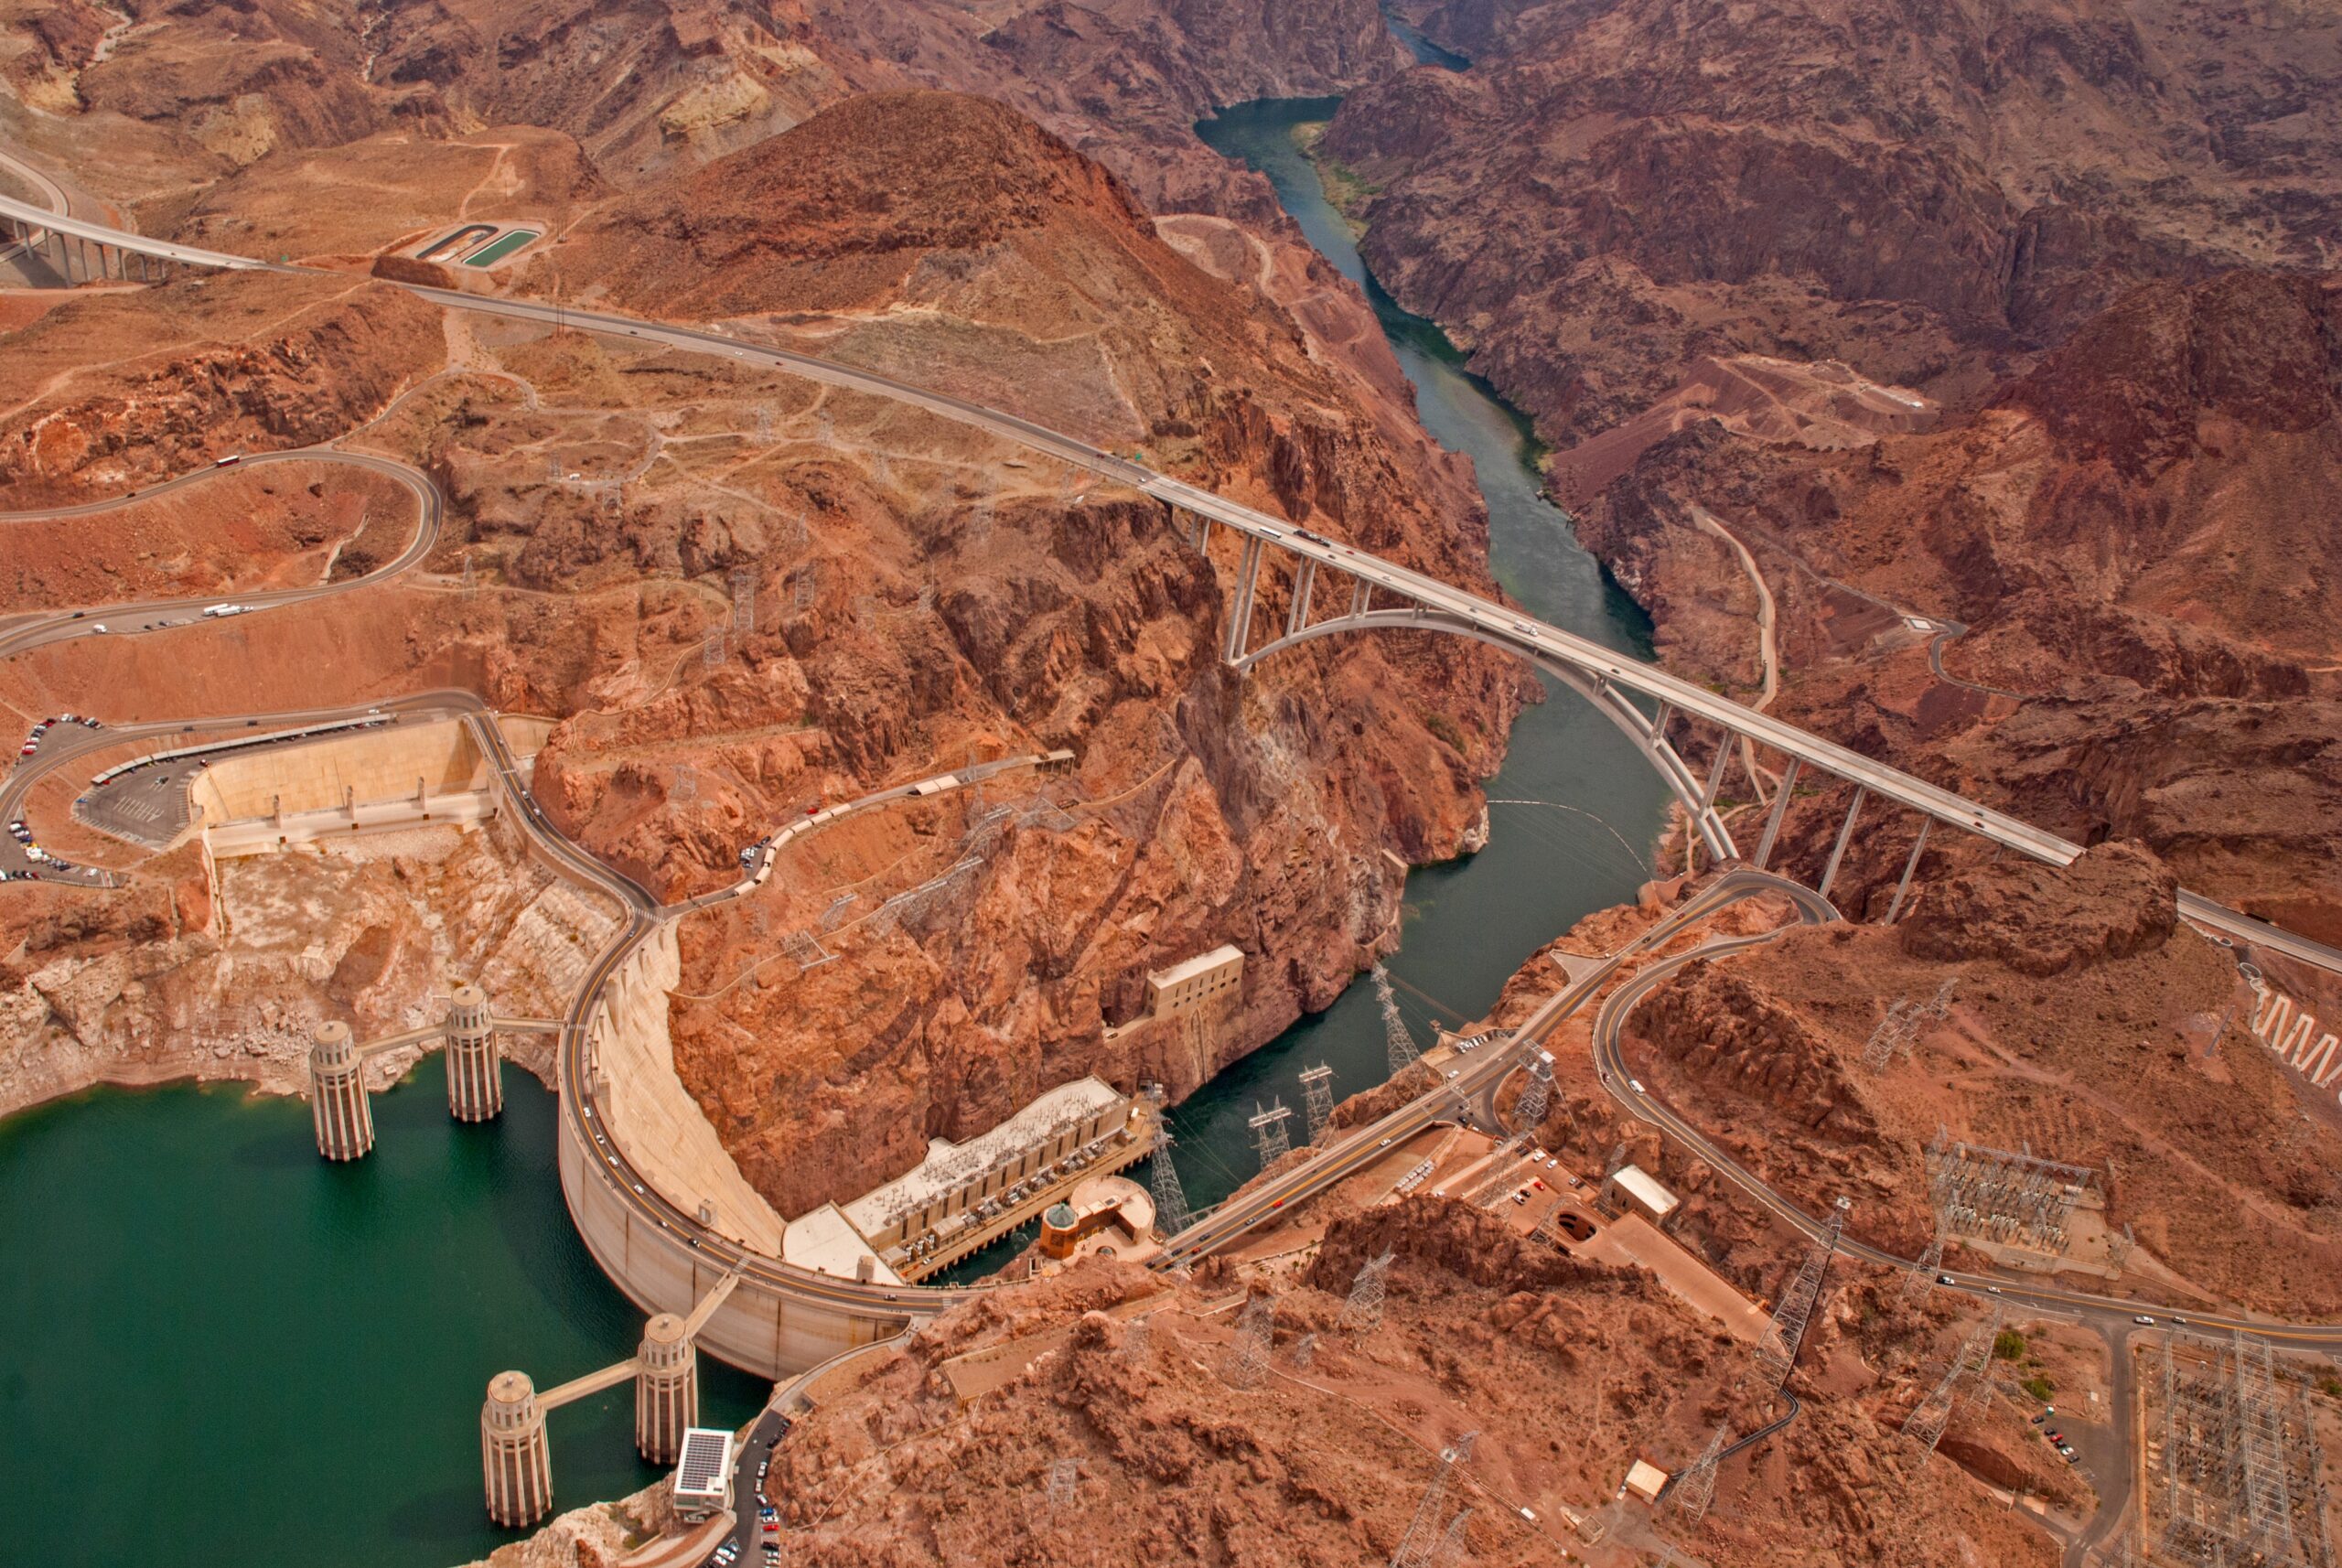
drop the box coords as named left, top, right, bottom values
left=1299, top=1063, right=1337, bottom=1143
left=1667, top=1421, right=1730, bottom=1524
left=1754, top=1196, right=1851, bottom=1386
left=782, top=929, right=836, bottom=972
left=730, top=567, right=755, bottom=634
left=1250, top=1099, right=1294, bottom=1168
left=1861, top=999, right=1916, bottom=1071
left=1512, top=1049, right=1554, bottom=1134
left=1148, top=1130, right=1192, bottom=1237
left=1338, top=1249, right=1395, bottom=1333
left=1903, top=1219, right=1948, bottom=1302
left=1391, top=1432, right=1477, bottom=1568
left=1123, top=1316, right=1149, bottom=1363
left=1375, top=963, right=1420, bottom=1075
left=1220, top=1292, right=1274, bottom=1390
left=1430, top=1508, right=1474, bottom=1567
left=1290, top=1333, right=1316, bottom=1370
left=1045, top=1456, right=1077, bottom=1509
left=1904, top=1354, right=1962, bottom=1458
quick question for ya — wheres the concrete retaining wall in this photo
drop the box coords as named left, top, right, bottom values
left=192, top=718, right=486, bottom=822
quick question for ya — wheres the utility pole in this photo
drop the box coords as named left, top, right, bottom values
left=1299, top=1063, right=1336, bottom=1143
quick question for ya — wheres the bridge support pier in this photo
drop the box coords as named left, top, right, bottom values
left=1223, top=534, right=1263, bottom=663
left=634, top=1314, right=698, bottom=1463
left=1885, top=817, right=1932, bottom=924
left=308, top=1020, right=375, bottom=1161
left=481, top=1371, right=553, bottom=1528
left=446, top=981, right=503, bottom=1122
left=1817, top=786, right=1866, bottom=901
left=1285, top=558, right=1315, bottom=635
left=1752, top=758, right=1800, bottom=870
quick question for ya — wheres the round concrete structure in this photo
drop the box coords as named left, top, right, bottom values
left=480, top=1369, right=553, bottom=1527
left=445, top=981, right=501, bottom=1123
left=307, top=1020, right=373, bottom=1161
left=634, top=1312, right=697, bottom=1463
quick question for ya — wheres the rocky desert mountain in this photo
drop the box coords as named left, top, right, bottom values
left=6, top=3, right=2342, bottom=1567
left=1330, top=0, right=2342, bottom=439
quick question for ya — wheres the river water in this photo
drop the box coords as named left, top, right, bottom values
left=0, top=83, right=1665, bottom=1568
left=1140, top=99, right=1670, bottom=1209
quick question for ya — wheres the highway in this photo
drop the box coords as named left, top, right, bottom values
left=4, top=182, right=2337, bottom=981
left=0, top=447, right=441, bottom=660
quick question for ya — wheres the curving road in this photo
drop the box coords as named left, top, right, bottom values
left=0, top=447, right=441, bottom=661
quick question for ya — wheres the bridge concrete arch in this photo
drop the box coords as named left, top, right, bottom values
left=1231, top=605, right=1743, bottom=865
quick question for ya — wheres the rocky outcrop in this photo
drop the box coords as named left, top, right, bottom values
left=1899, top=840, right=2176, bottom=976
left=1321, top=0, right=2342, bottom=445
left=0, top=275, right=446, bottom=503
left=1576, top=271, right=2342, bottom=933
left=1634, top=957, right=1877, bottom=1139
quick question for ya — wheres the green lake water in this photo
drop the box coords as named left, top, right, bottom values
left=0, top=1058, right=763, bottom=1567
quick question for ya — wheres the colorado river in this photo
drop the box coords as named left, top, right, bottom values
left=935, top=98, right=1673, bottom=1273
left=1151, top=99, right=1672, bottom=1207
left=0, top=1059, right=763, bottom=1567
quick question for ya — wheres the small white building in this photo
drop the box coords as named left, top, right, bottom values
left=671, top=1427, right=734, bottom=1522
left=1623, top=1458, right=1670, bottom=1504
left=1613, top=1164, right=1680, bottom=1227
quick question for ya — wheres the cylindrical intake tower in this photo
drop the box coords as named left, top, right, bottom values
left=480, top=1370, right=553, bottom=1527
left=307, top=1020, right=374, bottom=1161
left=445, top=981, right=502, bottom=1122
left=634, top=1313, right=698, bottom=1463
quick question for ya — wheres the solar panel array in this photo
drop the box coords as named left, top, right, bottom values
left=674, top=1429, right=732, bottom=1497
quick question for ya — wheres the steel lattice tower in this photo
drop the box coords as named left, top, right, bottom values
left=1903, top=1219, right=1948, bottom=1302
left=1754, top=1196, right=1850, bottom=1386
left=1375, top=963, right=1420, bottom=1074
left=1391, top=1433, right=1477, bottom=1568
left=1250, top=1099, right=1294, bottom=1168
left=1667, top=1422, right=1730, bottom=1523
left=1339, top=1249, right=1395, bottom=1333
left=1299, top=1063, right=1337, bottom=1143
left=1045, top=1456, right=1077, bottom=1509
left=1903, top=1355, right=1962, bottom=1457
left=1513, top=1049, right=1554, bottom=1134
left=1220, top=1293, right=1275, bottom=1389
left=1148, top=1130, right=1192, bottom=1238
left=1429, top=1507, right=1474, bottom=1567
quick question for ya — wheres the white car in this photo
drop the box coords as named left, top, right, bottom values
left=1628, top=1079, right=1645, bottom=1095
